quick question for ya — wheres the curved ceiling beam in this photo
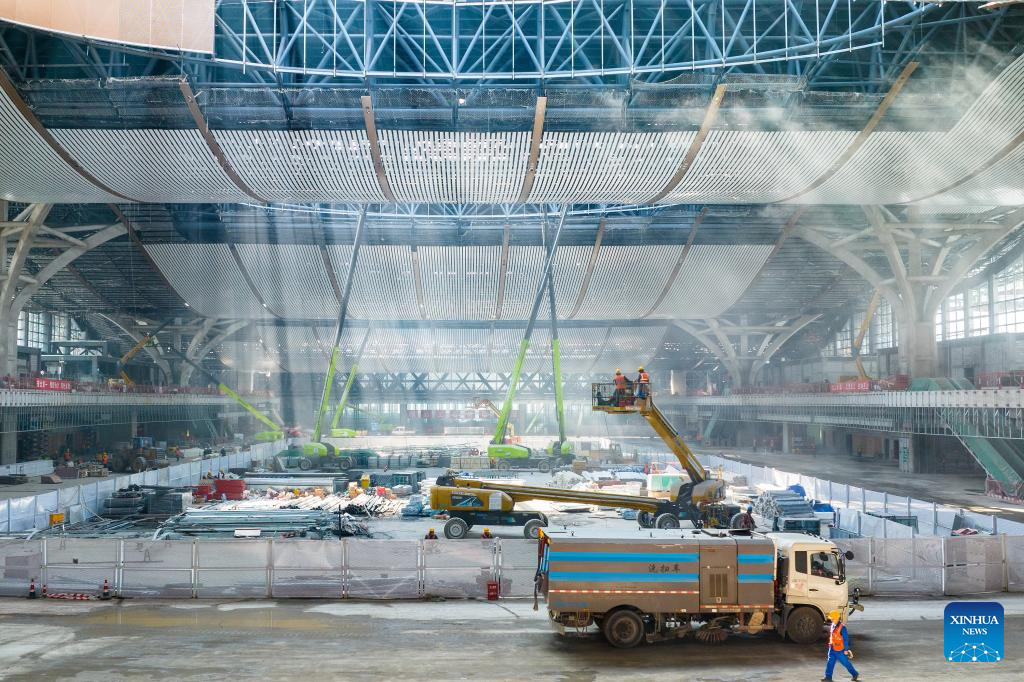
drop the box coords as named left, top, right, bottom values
left=777, top=61, right=919, bottom=203
left=517, top=96, right=548, bottom=203
left=107, top=204, right=192, bottom=311
left=361, top=95, right=396, bottom=202
left=647, top=85, right=727, bottom=204
left=226, top=243, right=285, bottom=320
left=567, top=218, right=605, bottom=320
left=643, top=208, right=706, bottom=317
left=178, top=78, right=269, bottom=204
left=0, top=69, right=140, bottom=202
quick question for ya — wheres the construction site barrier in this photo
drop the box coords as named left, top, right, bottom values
left=0, top=535, right=1019, bottom=600
left=686, top=453, right=1024, bottom=537
left=0, top=537, right=540, bottom=600
left=0, top=440, right=289, bottom=533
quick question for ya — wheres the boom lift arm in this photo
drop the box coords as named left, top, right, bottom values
left=163, top=344, right=285, bottom=443
left=117, top=319, right=171, bottom=385
left=308, top=209, right=366, bottom=456
left=490, top=207, right=567, bottom=463
left=592, top=382, right=725, bottom=505
left=472, top=397, right=514, bottom=439
left=329, top=328, right=371, bottom=436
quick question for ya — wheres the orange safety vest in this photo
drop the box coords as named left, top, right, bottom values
left=614, top=375, right=626, bottom=389
left=829, top=623, right=846, bottom=651
left=638, top=371, right=650, bottom=383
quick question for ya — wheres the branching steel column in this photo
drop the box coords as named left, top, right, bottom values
left=312, top=208, right=367, bottom=444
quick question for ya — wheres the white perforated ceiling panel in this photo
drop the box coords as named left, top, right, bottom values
left=668, top=130, right=855, bottom=204
left=234, top=244, right=338, bottom=320
left=380, top=131, right=528, bottom=203
left=0, top=88, right=119, bottom=202
left=145, top=244, right=268, bottom=318
left=805, top=52, right=1024, bottom=204
left=215, top=130, right=386, bottom=203
left=53, top=128, right=249, bottom=203
left=598, top=326, right=667, bottom=371
left=337, top=245, right=421, bottom=319
left=418, top=246, right=500, bottom=320
left=530, top=132, right=694, bottom=204
left=497, top=246, right=589, bottom=320
left=800, top=131, right=941, bottom=204
left=650, top=245, right=773, bottom=319
left=574, top=245, right=683, bottom=319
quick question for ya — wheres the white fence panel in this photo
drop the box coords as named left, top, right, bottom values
left=0, top=538, right=41, bottom=596
left=347, top=540, right=419, bottom=599
left=122, top=539, right=194, bottom=598
left=272, top=540, right=343, bottom=598
left=945, top=535, right=1004, bottom=595
left=196, top=539, right=268, bottom=597
left=423, top=540, right=494, bottom=598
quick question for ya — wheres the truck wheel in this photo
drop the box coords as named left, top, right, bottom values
left=336, top=457, right=353, bottom=470
left=444, top=517, right=470, bottom=539
left=537, top=458, right=551, bottom=473
left=786, top=607, right=824, bottom=644
left=602, top=609, right=645, bottom=649
left=655, top=513, right=680, bottom=529
left=497, top=460, right=511, bottom=471
left=637, top=511, right=655, bottom=528
left=523, top=519, right=545, bottom=539
left=298, top=457, right=312, bottom=471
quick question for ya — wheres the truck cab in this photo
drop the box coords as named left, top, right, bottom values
left=768, top=532, right=854, bottom=643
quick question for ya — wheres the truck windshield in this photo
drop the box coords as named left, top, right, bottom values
left=810, top=551, right=840, bottom=579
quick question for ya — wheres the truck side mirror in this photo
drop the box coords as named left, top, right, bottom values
left=844, top=550, right=854, bottom=560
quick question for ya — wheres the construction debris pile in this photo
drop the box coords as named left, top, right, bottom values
left=161, top=508, right=363, bottom=539
left=206, top=486, right=408, bottom=518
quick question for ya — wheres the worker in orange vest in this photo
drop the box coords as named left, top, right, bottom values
left=822, top=610, right=858, bottom=681
left=636, top=366, right=650, bottom=404
left=612, top=369, right=629, bottom=406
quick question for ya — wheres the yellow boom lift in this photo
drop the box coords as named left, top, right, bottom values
left=116, top=320, right=170, bottom=386
left=430, top=379, right=735, bottom=538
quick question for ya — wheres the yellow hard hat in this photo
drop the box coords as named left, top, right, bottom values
left=828, top=610, right=841, bottom=623
left=638, top=366, right=645, bottom=371
left=615, top=368, right=622, bottom=374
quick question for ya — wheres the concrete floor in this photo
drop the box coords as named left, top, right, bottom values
left=0, top=594, right=1020, bottom=681
left=700, top=446, right=1024, bottom=524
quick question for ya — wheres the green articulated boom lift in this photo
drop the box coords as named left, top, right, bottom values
left=488, top=208, right=574, bottom=472
left=162, top=345, right=287, bottom=444
left=304, top=209, right=366, bottom=458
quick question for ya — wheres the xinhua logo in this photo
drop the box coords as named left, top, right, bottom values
left=944, top=601, right=1004, bottom=662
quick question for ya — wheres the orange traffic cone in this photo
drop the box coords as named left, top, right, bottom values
left=101, top=578, right=111, bottom=600
left=28, top=579, right=36, bottom=599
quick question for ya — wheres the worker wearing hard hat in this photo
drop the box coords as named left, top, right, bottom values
left=636, top=366, right=650, bottom=406
left=612, top=369, right=628, bottom=406
left=822, top=610, right=859, bottom=681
